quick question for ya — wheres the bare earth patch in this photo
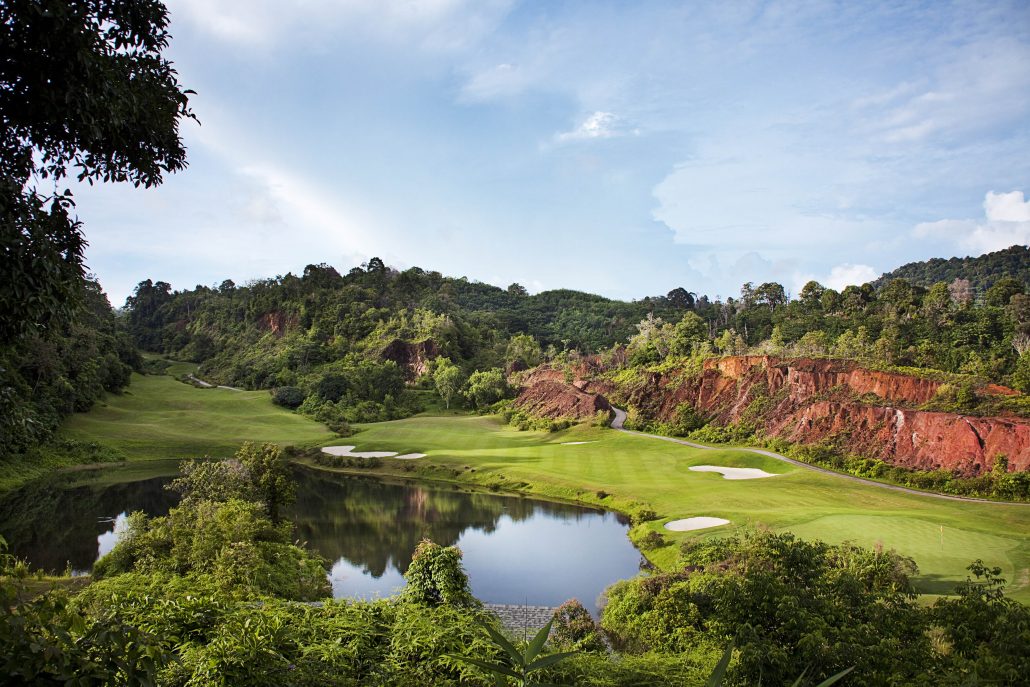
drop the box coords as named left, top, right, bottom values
left=322, top=445, right=426, bottom=460
left=664, top=517, right=730, bottom=532
left=689, top=465, right=777, bottom=480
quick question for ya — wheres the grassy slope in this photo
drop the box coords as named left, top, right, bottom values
left=315, top=414, right=1030, bottom=603
left=60, top=366, right=332, bottom=461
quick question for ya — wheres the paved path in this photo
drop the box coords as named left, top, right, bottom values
left=186, top=373, right=242, bottom=391
left=609, top=407, right=1027, bottom=506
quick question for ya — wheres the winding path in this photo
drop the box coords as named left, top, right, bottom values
left=186, top=373, right=242, bottom=391
left=609, top=407, right=1027, bottom=506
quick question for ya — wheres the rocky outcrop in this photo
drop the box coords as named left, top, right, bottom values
left=380, top=339, right=439, bottom=380
left=257, top=311, right=299, bottom=337
left=513, top=366, right=611, bottom=420
left=621, top=356, right=1029, bottom=476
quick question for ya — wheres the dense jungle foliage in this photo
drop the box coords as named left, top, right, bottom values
left=2, top=457, right=1027, bottom=686
left=0, top=278, right=139, bottom=461
left=123, top=247, right=1029, bottom=434
left=871, top=245, right=1030, bottom=292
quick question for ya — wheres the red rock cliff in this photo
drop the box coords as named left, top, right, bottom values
left=622, top=356, right=1029, bottom=476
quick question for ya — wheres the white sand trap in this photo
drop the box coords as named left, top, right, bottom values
left=664, top=517, right=730, bottom=532
left=561, top=441, right=595, bottom=445
left=321, top=446, right=426, bottom=460
left=689, top=465, right=777, bottom=480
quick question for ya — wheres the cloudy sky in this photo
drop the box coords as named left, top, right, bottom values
left=70, top=0, right=1030, bottom=306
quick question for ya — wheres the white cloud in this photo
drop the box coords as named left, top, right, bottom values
left=555, top=111, right=636, bottom=143
left=823, top=263, right=878, bottom=290
left=985, top=189, right=1030, bottom=222
left=168, top=0, right=512, bottom=51
left=857, top=39, right=1030, bottom=145
left=914, top=190, right=1030, bottom=255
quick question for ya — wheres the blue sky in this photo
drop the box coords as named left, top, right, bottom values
left=69, top=0, right=1030, bottom=307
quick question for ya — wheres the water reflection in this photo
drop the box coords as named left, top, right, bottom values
left=0, top=467, right=642, bottom=611
left=0, top=474, right=177, bottom=573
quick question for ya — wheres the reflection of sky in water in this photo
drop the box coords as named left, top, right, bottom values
left=97, top=512, right=128, bottom=558
left=72, top=512, right=128, bottom=577
left=330, top=558, right=406, bottom=600
left=328, top=508, right=638, bottom=613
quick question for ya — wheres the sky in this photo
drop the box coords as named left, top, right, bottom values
left=68, top=0, right=1030, bottom=307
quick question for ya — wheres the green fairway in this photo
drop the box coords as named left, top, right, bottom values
left=320, top=414, right=1030, bottom=602
left=60, top=368, right=332, bottom=461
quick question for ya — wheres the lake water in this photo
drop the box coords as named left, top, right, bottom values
left=0, top=468, right=643, bottom=611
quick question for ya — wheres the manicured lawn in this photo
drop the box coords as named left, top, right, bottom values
left=60, top=370, right=332, bottom=461
left=329, top=414, right=1030, bottom=602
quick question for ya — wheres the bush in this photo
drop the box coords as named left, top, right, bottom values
left=270, top=386, right=305, bottom=408
left=401, top=539, right=478, bottom=608
left=551, top=599, right=605, bottom=652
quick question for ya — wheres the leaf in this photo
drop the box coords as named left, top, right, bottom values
left=479, top=620, right=525, bottom=667
left=706, top=643, right=734, bottom=687
left=813, top=666, right=855, bottom=687
left=526, top=651, right=577, bottom=672
left=524, top=619, right=552, bottom=664
left=447, top=654, right=522, bottom=680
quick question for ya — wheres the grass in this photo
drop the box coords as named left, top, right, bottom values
left=59, top=367, right=333, bottom=461
left=308, top=414, right=1030, bottom=603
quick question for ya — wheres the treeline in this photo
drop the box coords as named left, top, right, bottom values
left=871, top=244, right=1029, bottom=293
left=624, top=275, right=1029, bottom=391
left=0, top=279, right=139, bottom=460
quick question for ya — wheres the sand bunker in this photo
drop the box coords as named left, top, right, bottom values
left=664, top=517, right=730, bottom=532
left=689, top=465, right=777, bottom=480
left=322, top=446, right=426, bottom=460
left=561, top=441, right=595, bottom=445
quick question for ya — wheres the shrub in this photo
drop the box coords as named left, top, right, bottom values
left=401, top=539, right=479, bottom=608
left=269, top=385, right=305, bottom=408
left=551, top=599, right=605, bottom=652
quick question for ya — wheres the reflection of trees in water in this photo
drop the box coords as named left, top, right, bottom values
left=0, top=475, right=177, bottom=572
left=0, top=467, right=629, bottom=580
left=287, top=469, right=615, bottom=578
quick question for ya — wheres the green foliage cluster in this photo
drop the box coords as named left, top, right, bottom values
left=499, top=402, right=575, bottom=433
left=401, top=539, right=479, bottom=608
left=94, top=444, right=326, bottom=599
left=0, top=279, right=139, bottom=460
left=872, top=245, right=1030, bottom=292
left=0, top=537, right=167, bottom=685
left=600, top=529, right=1030, bottom=686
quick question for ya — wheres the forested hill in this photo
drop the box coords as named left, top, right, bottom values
left=872, top=245, right=1029, bottom=294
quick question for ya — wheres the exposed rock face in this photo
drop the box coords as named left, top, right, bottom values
left=622, top=356, right=1028, bottom=476
left=380, top=339, right=439, bottom=380
left=258, top=311, right=299, bottom=337
left=513, top=366, right=611, bottom=420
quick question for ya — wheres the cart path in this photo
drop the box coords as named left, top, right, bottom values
left=609, top=407, right=1027, bottom=506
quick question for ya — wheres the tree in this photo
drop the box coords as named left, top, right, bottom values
left=465, top=368, right=508, bottom=409
left=1, top=0, right=194, bottom=343
left=666, top=287, right=696, bottom=309
left=505, top=333, right=542, bottom=370
left=433, top=357, right=465, bottom=409
left=507, top=282, right=528, bottom=297
left=236, top=442, right=295, bottom=524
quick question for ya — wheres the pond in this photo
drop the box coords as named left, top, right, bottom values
left=0, top=468, right=643, bottom=612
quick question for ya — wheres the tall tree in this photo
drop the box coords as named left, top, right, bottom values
left=1, top=0, right=194, bottom=343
